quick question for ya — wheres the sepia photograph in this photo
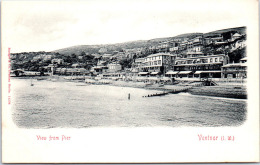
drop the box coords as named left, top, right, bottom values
left=1, top=0, right=259, bottom=163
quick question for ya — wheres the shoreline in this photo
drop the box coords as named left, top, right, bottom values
left=110, top=80, right=247, bottom=99
left=13, top=76, right=247, bottom=99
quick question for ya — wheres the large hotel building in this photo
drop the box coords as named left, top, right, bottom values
left=135, top=52, right=230, bottom=79
left=138, top=53, right=176, bottom=76
left=173, top=53, right=229, bottom=78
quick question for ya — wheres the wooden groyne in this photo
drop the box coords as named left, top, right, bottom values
left=142, top=86, right=193, bottom=98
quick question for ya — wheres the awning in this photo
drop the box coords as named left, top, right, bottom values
left=138, top=72, right=149, bottom=75
left=15, top=69, right=25, bottom=72
left=178, top=71, right=192, bottom=74
left=93, top=66, right=102, bottom=69
left=195, top=70, right=221, bottom=74
left=166, top=71, right=179, bottom=75
left=194, top=71, right=203, bottom=74
left=150, top=72, right=159, bottom=75
left=240, top=57, right=247, bottom=61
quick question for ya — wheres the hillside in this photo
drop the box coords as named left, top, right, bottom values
left=52, top=33, right=205, bottom=55
left=203, top=26, right=246, bottom=37
left=173, top=33, right=203, bottom=39
left=11, top=26, right=246, bottom=72
left=53, top=26, right=245, bottom=56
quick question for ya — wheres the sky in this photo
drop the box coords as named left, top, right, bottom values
left=2, top=0, right=258, bottom=53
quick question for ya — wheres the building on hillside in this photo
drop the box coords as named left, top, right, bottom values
left=32, top=55, right=43, bottom=62
left=131, top=58, right=145, bottom=73
left=187, top=41, right=193, bottom=50
left=179, top=41, right=188, bottom=50
left=91, top=66, right=108, bottom=75
left=98, top=48, right=108, bottom=53
left=192, top=36, right=204, bottom=46
left=221, top=57, right=247, bottom=78
left=78, top=55, right=83, bottom=60
left=72, top=63, right=84, bottom=68
left=43, top=55, right=53, bottom=62
left=90, top=60, right=108, bottom=75
left=204, top=38, right=213, bottom=45
left=101, top=54, right=112, bottom=60
left=232, top=33, right=242, bottom=41
left=211, top=36, right=224, bottom=44
left=183, top=52, right=204, bottom=58
left=113, top=52, right=126, bottom=60
left=140, top=53, right=176, bottom=76
left=47, top=64, right=58, bottom=75
left=107, top=63, right=122, bottom=73
left=187, top=45, right=203, bottom=52
left=52, top=59, right=64, bottom=65
left=157, top=41, right=173, bottom=53
left=230, top=39, right=246, bottom=50
left=91, top=53, right=102, bottom=58
left=173, top=54, right=229, bottom=78
left=169, top=47, right=179, bottom=53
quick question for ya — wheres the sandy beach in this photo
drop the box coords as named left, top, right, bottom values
left=14, top=76, right=247, bottom=99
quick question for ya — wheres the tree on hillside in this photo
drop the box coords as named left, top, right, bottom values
left=84, top=54, right=94, bottom=61
left=119, top=58, right=133, bottom=69
left=71, top=53, right=77, bottom=59
left=133, top=54, right=137, bottom=60
left=81, top=51, right=86, bottom=56
left=64, top=56, right=73, bottom=63
left=69, top=53, right=78, bottom=63
left=228, top=47, right=246, bottom=63
left=55, top=52, right=61, bottom=57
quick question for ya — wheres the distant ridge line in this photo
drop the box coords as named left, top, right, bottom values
left=53, top=26, right=246, bottom=55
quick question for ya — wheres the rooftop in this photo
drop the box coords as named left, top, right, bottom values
left=176, top=54, right=226, bottom=60
left=240, top=57, right=247, bottom=61
left=233, top=33, right=242, bottom=37
left=146, top=53, right=176, bottom=58
left=222, top=62, right=247, bottom=67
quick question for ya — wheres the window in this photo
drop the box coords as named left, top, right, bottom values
left=215, top=58, right=218, bottom=62
left=210, top=58, right=213, bottom=62
left=158, top=60, right=161, bottom=65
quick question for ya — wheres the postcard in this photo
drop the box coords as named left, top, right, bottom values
left=1, top=0, right=259, bottom=163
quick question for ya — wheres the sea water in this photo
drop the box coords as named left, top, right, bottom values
left=11, top=78, right=246, bottom=128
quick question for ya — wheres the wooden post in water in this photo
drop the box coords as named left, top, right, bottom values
left=128, top=93, right=130, bottom=100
